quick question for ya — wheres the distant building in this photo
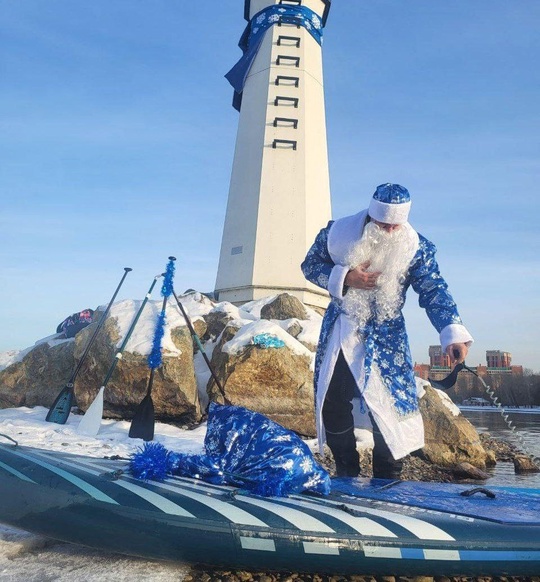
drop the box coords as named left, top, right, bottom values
left=414, top=347, right=523, bottom=382
left=486, top=350, right=511, bottom=368
left=429, top=345, right=450, bottom=368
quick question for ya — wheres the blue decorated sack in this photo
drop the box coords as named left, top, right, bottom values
left=131, top=402, right=331, bottom=497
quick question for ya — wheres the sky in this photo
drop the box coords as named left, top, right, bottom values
left=1, top=1, right=539, bottom=371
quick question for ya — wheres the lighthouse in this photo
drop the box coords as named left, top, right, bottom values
left=215, top=0, right=332, bottom=309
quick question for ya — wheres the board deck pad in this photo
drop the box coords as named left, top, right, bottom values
left=329, top=478, right=540, bottom=526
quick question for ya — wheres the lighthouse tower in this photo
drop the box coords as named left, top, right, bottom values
left=215, top=0, right=332, bottom=309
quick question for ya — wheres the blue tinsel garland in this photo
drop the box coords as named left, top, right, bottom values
left=161, top=259, right=175, bottom=298
left=147, top=257, right=176, bottom=370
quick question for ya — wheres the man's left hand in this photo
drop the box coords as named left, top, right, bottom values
left=447, top=343, right=469, bottom=364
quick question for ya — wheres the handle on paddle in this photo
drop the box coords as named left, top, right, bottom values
left=46, top=266, right=132, bottom=424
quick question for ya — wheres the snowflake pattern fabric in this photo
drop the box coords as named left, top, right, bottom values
left=226, top=5, right=324, bottom=109
left=130, top=402, right=330, bottom=498
left=302, top=223, right=464, bottom=416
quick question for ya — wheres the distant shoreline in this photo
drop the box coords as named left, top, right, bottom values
left=459, top=405, right=540, bottom=414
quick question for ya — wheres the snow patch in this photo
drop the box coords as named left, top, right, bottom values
left=222, top=320, right=312, bottom=357
left=0, top=334, right=71, bottom=372
left=433, top=387, right=461, bottom=416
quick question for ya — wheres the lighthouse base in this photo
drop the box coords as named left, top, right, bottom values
left=215, top=285, right=329, bottom=311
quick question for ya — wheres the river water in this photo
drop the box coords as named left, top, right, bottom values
left=460, top=408, right=540, bottom=489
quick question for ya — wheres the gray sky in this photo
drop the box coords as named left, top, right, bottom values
left=1, top=1, right=539, bottom=370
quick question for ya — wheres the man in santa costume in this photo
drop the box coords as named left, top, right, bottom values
left=301, top=183, right=473, bottom=478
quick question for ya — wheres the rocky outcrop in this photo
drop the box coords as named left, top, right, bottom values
left=0, top=340, right=75, bottom=408
left=207, top=321, right=316, bottom=436
left=0, top=302, right=201, bottom=425
left=73, top=316, right=200, bottom=423
left=419, top=385, right=490, bottom=469
left=514, top=454, right=540, bottom=473
left=260, top=293, right=308, bottom=321
left=202, top=310, right=235, bottom=341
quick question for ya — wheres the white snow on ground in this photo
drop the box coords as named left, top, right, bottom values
left=0, top=406, right=206, bottom=458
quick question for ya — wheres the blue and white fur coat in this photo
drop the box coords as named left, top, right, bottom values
left=301, top=210, right=473, bottom=459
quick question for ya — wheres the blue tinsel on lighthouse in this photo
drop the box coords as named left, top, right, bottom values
left=147, top=257, right=175, bottom=370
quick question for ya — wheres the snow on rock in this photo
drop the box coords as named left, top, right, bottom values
left=222, top=319, right=312, bottom=357
left=0, top=334, right=71, bottom=373
left=433, top=386, right=461, bottom=416
left=211, top=300, right=258, bottom=322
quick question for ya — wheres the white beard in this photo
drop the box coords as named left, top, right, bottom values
left=341, top=221, right=418, bottom=327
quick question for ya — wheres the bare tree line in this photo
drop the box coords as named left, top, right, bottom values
left=445, top=369, right=540, bottom=407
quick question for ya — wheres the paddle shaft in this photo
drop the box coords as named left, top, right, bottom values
left=68, top=267, right=132, bottom=385
left=144, top=291, right=168, bottom=397
left=101, top=274, right=162, bottom=388
left=172, top=290, right=228, bottom=402
left=46, top=267, right=132, bottom=423
left=129, top=257, right=176, bottom=441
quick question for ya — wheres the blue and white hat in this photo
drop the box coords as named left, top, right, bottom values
left=368, top=183, right=411, bottom=225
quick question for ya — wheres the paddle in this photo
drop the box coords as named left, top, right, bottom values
left=46, top=267, right=132, bottom=424
left=129, top=257, right=176, bottom=441
left=428, top=362, right=465, bottom=390
left=171, top=288, right=231, bottom=407
left=428, top=348, right=465, bottom=390
left=77, top=273, right=164, bottom=437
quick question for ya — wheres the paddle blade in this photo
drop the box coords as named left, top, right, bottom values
left=428, top=362, right=465, bottom=390
left=45, top=384, right=75, bottom=424
left=129, top=394, right=155, bottom=441
left=77, top=386, right=105, bottom=437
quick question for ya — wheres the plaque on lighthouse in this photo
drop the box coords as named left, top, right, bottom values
left=215, top=0, right=332, bottom=309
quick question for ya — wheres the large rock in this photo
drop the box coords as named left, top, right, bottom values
left=0, top=305, right=202, bottom=424
left=260, top=293, right=308, bottom=321
left=419, top=385, right=490, bottom=469
left=514, top=454, right=540, bottom=473
left=73, top=315, right=201, bottom=423
left=0, top=340, right=75, bottom=408
left=206, top=321, right=316, bottom=436
left=202, top=310, right=235, bottom=342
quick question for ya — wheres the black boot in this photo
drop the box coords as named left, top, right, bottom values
left=370, top=415, right=403, bottom=479
left=326, top=428, right=360, bottom=477
left=372, top=449, right=403, bottom=480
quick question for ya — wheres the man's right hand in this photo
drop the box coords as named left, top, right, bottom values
left=344, top=261, right=381, bottom=290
